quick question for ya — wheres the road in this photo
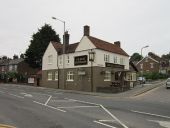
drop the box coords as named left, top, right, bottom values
left=0, top=83, right=169, bottom=128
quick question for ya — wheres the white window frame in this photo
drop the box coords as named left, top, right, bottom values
left=140, top=64, right=143, bottom=69
left=114, top=56, right=117, bottom=64
left=48, top=55, right=53, bottom=64
left=55, top=71, right=58, bottom=81
left=9, top=65, right=13, bottom=71
left=59, top=56, right=62, bottom=65
left=104, top=54, right=109, bottom=62
left=67, top=55, right=70, bottom=64
left=67, top=71, right=74, bottom=81
left=150, top=63, right=154, bottom=68
left=104, top=71, right=111, bottom=81
left=47, top=72, right=52, bottom=81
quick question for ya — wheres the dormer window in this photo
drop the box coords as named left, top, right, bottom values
left=48, top=55, right=53, bottom=64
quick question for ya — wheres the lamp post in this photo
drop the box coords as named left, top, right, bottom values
left=88, top=49, right=95, bottom=92
left=141, top=45, right=149, bottom=87
left=52, top=17, right=66, bottom=89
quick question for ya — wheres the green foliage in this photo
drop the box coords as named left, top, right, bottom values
left=162, top=52, right=170, bottom=60
left=25, top=24, right=60, bottom=68
left=130, top=53, right=143, bottom=62
left=141, top=72, right=168, bottom=80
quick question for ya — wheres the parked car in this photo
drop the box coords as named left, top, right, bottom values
left=166, top=78, right=170, bottom=89
left=137, top=77, right=146, bottom=84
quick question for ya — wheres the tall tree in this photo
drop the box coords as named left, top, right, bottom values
left=162, top=52, right=170, bottom=60
left=130, top=52, right=143, bottom=62
left=25, top=24, right=60, bottom=68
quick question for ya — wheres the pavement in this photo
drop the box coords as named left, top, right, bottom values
left=35, top=80, right=166, bottom=98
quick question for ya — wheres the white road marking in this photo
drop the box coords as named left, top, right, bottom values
left=149, top=120, right=170, bottom=128
left=64, top=98, right=100, bottom=106
left=100, top=105, right=128, bottom=128
left=45, top=95, right=52, bottom=105
left=20, top=92, right=33, bottom=97
left=94, top=120, right=117, bottom=128
left=50, top=100, right=75, bottom=102
left=9, top=94, right=24, bottom=99
left=32, top=92, right=51, bottom=96
left=99, top=120, right=116, bottom=122
left=33, top=101, right=66, bottom=112
left=57, top=105, right=100, bottom=109
left=131, top=110, right=170, bottom=119
left=65, top=98, right=128, bottom=128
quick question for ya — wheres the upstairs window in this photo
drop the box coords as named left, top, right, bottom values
left=104, top=54, right=109, bottom=62
left=48, top=55, right=53, bottom=64
left=67, top=55, right=70, bottom=64
left=120, top=58, right=124, bottom=65
left=140, top=64, right=143, bottom=69
left=114, top=56, right=117, bottom=64
left=150, top=63, right=154, bottom=68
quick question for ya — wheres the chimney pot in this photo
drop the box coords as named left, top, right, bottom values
left=84, top=25, right=90, bottom=36
left=114, top=41, right=121, bottom=47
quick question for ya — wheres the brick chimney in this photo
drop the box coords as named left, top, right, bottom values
left=63, top=31, right=69, bottom=46
left=114, top=41, right=121, bottom=47
left=84, top=25, right=90, bottom=36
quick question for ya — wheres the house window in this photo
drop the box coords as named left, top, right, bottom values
left=48, top=55, right=53, bottom=64
left=14, top=65, right=17, bottom=71
left=9, top=65, right=13, bottom=71
left=114, top=56, right=117, bottom=64
left=150, top=63, right=154, bottom=68
left=47, top=72, right=52, bottom=81
left=55, top=71, right=58, bottom=80
left=104, top=54, right=109, bottom=62
left=104, top=71, right=111, bottom=81
left=59, top=56, right=62, bottom=65
left=67, top=55, right=70, bottom=64
left=145, top=58, right=148, bottom=62
left=1, top=66, right=4, bottom=71
left=120, top=58, right=124, bottom=65
left=67, top=71, right=74, bottom=81
left=140, top=64, right=143, bottom=69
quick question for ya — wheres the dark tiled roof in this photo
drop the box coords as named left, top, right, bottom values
left=52, top=42, right=79, bottom=55
left=9, top=58, right=24, bottom=65
left=0, top=59, right=10, bottom=66
left=88, top=36, right=129, bottom=56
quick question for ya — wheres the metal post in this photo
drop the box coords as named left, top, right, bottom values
left=52, top=17, right=66, bottom=89
left=141, top=45, right=149, bottom=87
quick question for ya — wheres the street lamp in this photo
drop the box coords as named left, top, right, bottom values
left=141, top=45, right=149, bottom=87
left=52, top=17, right=66, bottom=89
left=88, top=49, right=95, bottom=92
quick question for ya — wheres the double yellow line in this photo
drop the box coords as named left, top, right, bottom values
left=0, top=124, right=16, bottom=128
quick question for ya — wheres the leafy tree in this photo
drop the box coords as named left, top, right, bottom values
left=130, top=53, right=143, bottom=62
left=162, top=52, right=170, bottom=60
left=25, top=24, right=60, bottom=68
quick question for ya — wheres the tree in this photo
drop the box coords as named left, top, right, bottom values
left=130, top=53, right=143, bottom=62
left=162, top=52, right=170, bottom=60
left=25, top=24, right=60, bottom=68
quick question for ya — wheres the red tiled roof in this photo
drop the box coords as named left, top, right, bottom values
left=51, top=42, right=79, bottom=54
left=51, top=36, right=129, bottom=57
left=88, top=36, right=129, bottom=56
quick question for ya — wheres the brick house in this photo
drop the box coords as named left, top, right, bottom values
left=0, top=56, right=38, bottom=83
left=42, top=25, right=134, bottom=92
left=136, top=52, right=169, bottom=74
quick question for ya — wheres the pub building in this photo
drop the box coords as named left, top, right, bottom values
left=42, top=25, right=136, bottom=92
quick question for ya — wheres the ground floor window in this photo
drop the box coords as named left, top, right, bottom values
left=55, top=71, right=58, bottom=81
left=104, top=71, right=111, bottom=81
left=47, top=72, right=52, bottom=81
left=67, top=71, right=74, bottom=81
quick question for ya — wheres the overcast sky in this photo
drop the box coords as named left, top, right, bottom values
left=0, top=0, right=169, bottom=58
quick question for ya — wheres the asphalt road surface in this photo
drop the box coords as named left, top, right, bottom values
left=0, top=83, right=169, bottom=128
